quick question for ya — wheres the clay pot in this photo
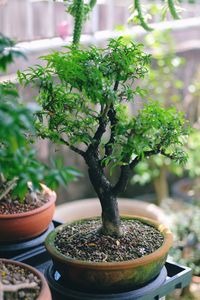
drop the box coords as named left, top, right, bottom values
left=54, top=197, right=169, bottom=225
left=0, top=258, right=52, bottom=300
left=45, top=216, right=173, bottom=293
left=0, top=185, right=56, bottom=242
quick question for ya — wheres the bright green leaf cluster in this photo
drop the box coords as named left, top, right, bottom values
left=19, top=37, right=189, bottom=175
left=18, top=38, right=150, bottom=147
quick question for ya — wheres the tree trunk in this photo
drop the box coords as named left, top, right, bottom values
left=97, top=191, right=121, bottom=237
left=153, top=166, right=169, bottom=206
left=85, top=153, right=121, bottom=237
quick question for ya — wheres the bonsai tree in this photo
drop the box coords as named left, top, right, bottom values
left=0, top=35, right=79, bottom=203
left=19, top=37, right=189, bottom=237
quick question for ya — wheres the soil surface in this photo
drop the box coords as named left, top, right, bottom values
left=55, top=219, right=164, bottom=262
left=0, top=189, right=49, bottom=215
left=0, top=262, right=41, bottom=300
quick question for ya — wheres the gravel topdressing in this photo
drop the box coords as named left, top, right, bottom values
left=0, top=191, right=49, bottom=215
left=0, top=262, right=41, bottom=300
left=55, top=219, right=164, bottom=263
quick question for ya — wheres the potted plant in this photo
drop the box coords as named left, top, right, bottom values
left=18, top=34, right=189, bottom=292
left=0, top=35, right=79, bottom=243
left=0, top=258, right=51, bottom=300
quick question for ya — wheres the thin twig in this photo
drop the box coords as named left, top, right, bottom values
left=59, top=137, right=85, bottom=157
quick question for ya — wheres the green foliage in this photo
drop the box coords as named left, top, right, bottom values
left=0, top=82, right=80, bottom=200
left=63, top=0, right=97, bottom=45
left=132, top=0, right=153, bottom=31
left=0, top=35, right=80, bottom=202
left=129, top=1, right=192, bottom=31
left=18, top=38, right=150, bottom=149
left=132, top=31, right=185, bottom=187
left=0, top=82, right=33, bottom=151
left=0, top=34, right=25, bottom=71
left=64, top=0, right=96, bottom=19
left=19, top=37, right=189, bottom=177
left=167, top=0, right=180, bottom=19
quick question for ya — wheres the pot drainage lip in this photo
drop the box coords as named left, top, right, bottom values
left=0, top=222, right=54, bottom=252
left=45, top=263, right=167, bottom=299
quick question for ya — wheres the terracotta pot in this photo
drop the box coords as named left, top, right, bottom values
left=0, top=185, right=56, bottom=242
left=54, top=197, right=169, bottom=225
left=45, top=216, right=173, bottom=293
left=0, top=258, right=52, bottom=300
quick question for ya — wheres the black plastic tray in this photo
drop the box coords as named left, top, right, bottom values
left=0, top=222, right=54, bottom=258
left=12, top=220, right=192, bottom=300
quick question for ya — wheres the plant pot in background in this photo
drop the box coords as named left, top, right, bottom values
left=0, top=185, right=56, bottom=242
left=0, top=258, right=52, bottom=300
left=54, top=198, right=169, bottom=225
left=45, top=216, right=173, bottom=293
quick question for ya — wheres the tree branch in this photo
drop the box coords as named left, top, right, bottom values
left=59, top=137, right=86, bottom=157
left=104, top=80, right=119, bottom=158
left=113, top=80, right=119, bottom=92
left=87, top=102, right=111, bottom=154
left=104, top=105, right=117, bottom=158
left=113, top=165, right=131, bottom=195
left=92, top=116, right=107, bottom=148
left=113, top=143, right=171, bottom=195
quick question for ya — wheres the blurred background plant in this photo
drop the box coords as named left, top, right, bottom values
left=131, top=30, right=200, bottom=206
left=0, top=34, right=25, bottom=72
left=0, top=34, right=80, bottom=202
left=170, top=204, right=200, bottom=276
left=131, top=30, right=185, bottom=205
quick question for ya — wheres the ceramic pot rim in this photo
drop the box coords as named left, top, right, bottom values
left=45, top=215, right=173, bottom=270
left=0, top=184, right=56, bottom=219
left=0, top=258, right=50, bottom=300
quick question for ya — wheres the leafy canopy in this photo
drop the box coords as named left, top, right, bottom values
left=18, top=37, right=189, bottom=172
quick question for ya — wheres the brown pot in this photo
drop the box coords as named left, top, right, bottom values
left=45, top=216, right=173, bottom=293
left=0, top=184, right=56, bottom=242
left=0, top=258, right=52, bottom=300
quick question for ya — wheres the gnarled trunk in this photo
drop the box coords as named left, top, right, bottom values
left=97, top=190, right=121, bottom=237
left=85, top=153, right=121, bottom=237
